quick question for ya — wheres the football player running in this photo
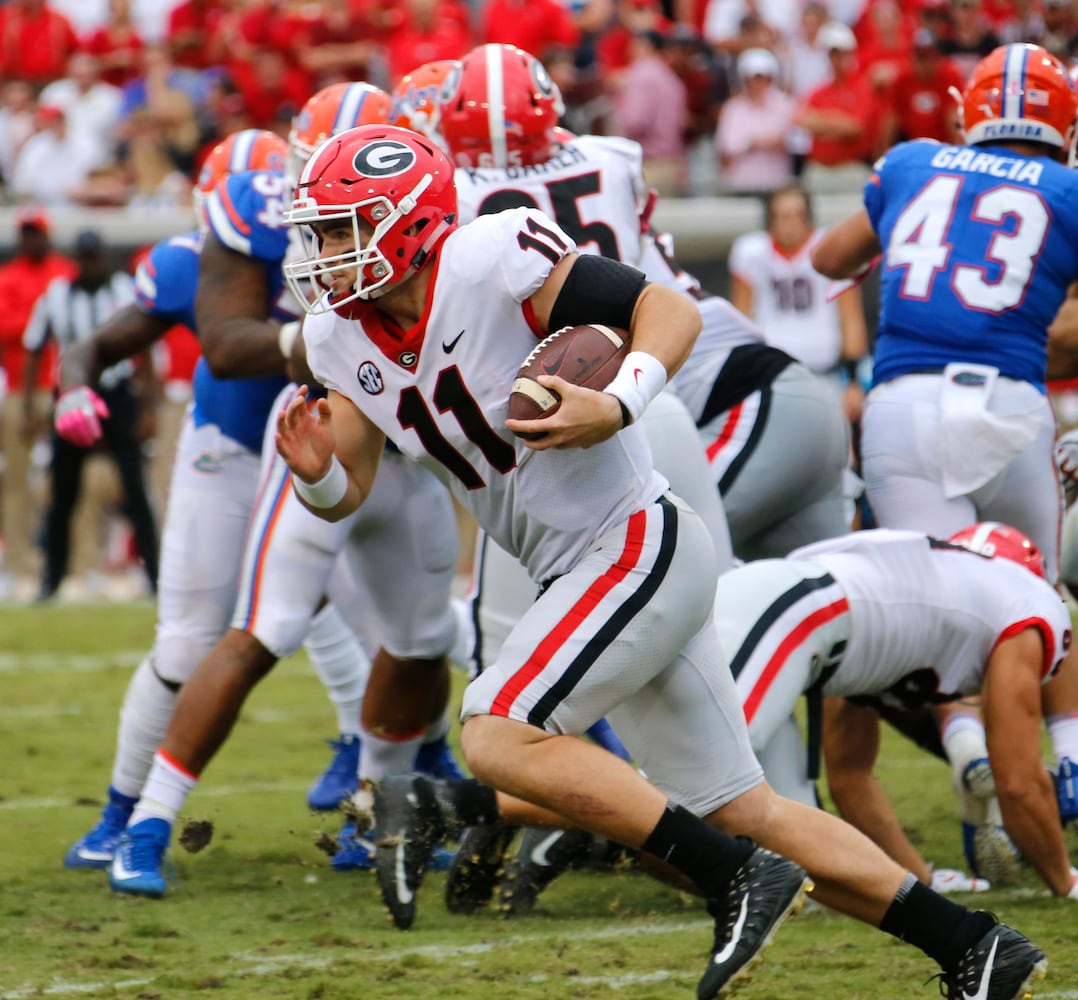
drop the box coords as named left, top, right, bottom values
left=812, top=42, right=1078, bottom=886
left=276, top=122, right=1046, bottom=1000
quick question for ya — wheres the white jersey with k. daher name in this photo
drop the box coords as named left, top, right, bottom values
left=790, top=529, right=1071, bottom=702
left=303, top=207, right=666, bottom=584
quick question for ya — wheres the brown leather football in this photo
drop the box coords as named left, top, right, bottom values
left=508, top=324, right=631, bottom=439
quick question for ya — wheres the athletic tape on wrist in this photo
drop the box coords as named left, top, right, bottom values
left=293, top=455, right=348, bottom=509
left=603, top=351, right=667, bottom=426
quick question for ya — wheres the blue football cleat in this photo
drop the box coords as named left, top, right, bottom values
left=64, top=786, right=138, bottom=869
left=109, top=817, right=171, bottom=898
left=414, top=735, right=465, bottom=781
left=307, top=735, right=361, bottom=811
left=962, top=821, right=1020, bottom=886
left=1056, top=756, right=1078, bottom=825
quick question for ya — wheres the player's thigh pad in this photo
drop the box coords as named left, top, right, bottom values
left=230, top=448, right=357, bottom=659
left=713, top=558, right=850, bottom=754
left=154, top=417, right=261, bottom=685
left=644, top=388, right=735, bottom=570
left=461, top=494, right=718, bottom=737
left=607, top=611, right=765, bottom=816
left=342, top=452, right=458, bottom=659
left=471, top=529, right=541, bottom=675
left=706, top=364, right=849, bottom=556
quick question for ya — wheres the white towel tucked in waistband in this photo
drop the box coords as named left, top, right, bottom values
left=939, top=363, right=1042, bottom=498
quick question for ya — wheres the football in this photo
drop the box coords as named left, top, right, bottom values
left=508, top=324, right=631, bottom=439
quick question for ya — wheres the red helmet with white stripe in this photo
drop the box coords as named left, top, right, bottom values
left=439, top=43, right=564, bottom=169
left=284, top=125, right=458, bottom=312
left=948, top=522, right=1047, bottom=579
left=959, top=44, right=1077, bottom=160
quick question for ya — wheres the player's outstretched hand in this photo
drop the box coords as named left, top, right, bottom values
left=276, top=384, right=336, bottom=483
left=506, top=375, right=624, bottom=451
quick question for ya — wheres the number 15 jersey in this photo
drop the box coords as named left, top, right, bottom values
left=865, top=139, right=1078, bottom=387
left=302, top=207, right=665, bottom=585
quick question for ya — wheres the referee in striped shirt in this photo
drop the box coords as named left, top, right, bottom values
left=22, top=230, right=158, bottom=600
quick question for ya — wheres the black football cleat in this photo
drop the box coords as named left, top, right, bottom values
left=697, top=847, right=810, bottom=1000
left=373, top=774, right=448, bottom=930
left=937, top=920, right=1047, bottom=1000
left=445, top=823, right=519, bottom=914
left=498, top=826, right=598, bottom=917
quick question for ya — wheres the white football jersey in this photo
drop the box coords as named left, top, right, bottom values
left=454, top=134, right=648, bottom=266
left=728, top=229, right=843, bottom=374
left=303, top=207, right=666, bottom=584
left=789, top=529, right=1072, bottom=702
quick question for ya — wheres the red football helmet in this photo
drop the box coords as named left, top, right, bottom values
left=284, top=125, right=458, bottom=311
left=959, top=43, right=1078, bottom=160
left=948, top=522, right=1047, bottom=579
left=195, top=128, right=288, bottom=226
left=389, top=59, right=460, bottom=150
left=439, top=43, right=565, bottom=169
left=288, top=82, right=391, bottom=183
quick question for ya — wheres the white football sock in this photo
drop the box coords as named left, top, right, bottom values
left=304, top=603, right=367, bottom=738
left=359, top=729, right=424, bottom=785
left=423, top=707, right=450, bottom=745
left=941, top=712, right=989, bottom=784
left=129, top=750, right=199, bottom=826
left=110, top=654, right=179, bottom=800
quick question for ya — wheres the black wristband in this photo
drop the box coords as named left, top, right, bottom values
left=842, top=359, right=859, bottom=381
left=615, top=395, right=632, bottom=428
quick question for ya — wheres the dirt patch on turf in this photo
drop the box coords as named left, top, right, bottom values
left=178, top=818, right=214, bottom=854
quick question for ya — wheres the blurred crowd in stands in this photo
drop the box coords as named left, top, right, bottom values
left=0, top=0, right=1073, bottom=207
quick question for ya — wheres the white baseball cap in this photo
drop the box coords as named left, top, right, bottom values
left=738, top=48, right=779, bottom=79
left=817, top=21, right=857, bottom=51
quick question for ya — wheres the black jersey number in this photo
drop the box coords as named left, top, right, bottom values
left=397, top=366, right=516, bottom=490
left=480, top=171, right=619, bottom=259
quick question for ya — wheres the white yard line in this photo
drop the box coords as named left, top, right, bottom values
left=0, top=920, right=707, bottom=998
left=0, top=650, right=145, bottom=675
left=0, top=780, right=311, bottom=811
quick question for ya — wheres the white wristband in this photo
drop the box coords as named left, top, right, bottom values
left=603, top=351, right=667, bottom=426
left=278, top=321, right=300, bottom=360
left=292, top=454, right=348, bottom=509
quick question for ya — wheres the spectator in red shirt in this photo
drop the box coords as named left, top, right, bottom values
left=82, top=0, right=145, bottom=88
left=794, top=20, right=880, bottom=193
left=292, top=0, right=379, bottom=87
left=0, top=209, right=76, bottom=584
left=597, top=0, right=672, bottom=79
left=166, top=0, right=226, bottom=70
left=857, top=0, right=914, bottom=94
left=233, top=47, right=311, bottom=132
left=882, top=29, right=963, bottom=145
left=386, top=0, right=473, bottom=85
left=481, top=0, right=580, bottom=57
left=0, top=0, right=79, bottom=87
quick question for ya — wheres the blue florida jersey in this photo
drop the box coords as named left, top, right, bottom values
left=189, top=168, right=295, bottom=451
left=864, top=139, right=1078, bottom=388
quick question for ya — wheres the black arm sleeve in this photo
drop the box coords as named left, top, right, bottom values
left=547, top=254, right=647, bottom=334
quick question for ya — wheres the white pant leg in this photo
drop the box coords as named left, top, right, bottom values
left=154, top=414, right=261, bottom=684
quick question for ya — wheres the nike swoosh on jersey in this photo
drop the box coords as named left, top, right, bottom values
left=963, top=934, right=1000, bottom=1000
left=443, top=329, right=466, bottom=353
left=394, top=842, right=414, bottom=904
left=528, top=831, right=566, bottom=868
left=712, top=893, right=750, bottom=965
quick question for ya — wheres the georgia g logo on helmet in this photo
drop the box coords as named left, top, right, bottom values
left=352, top=140, right=417, bottom=178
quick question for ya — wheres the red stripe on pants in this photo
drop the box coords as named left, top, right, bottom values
left=490, top=508, right=650, bottom=718
left=743, top=598, right=849, bottom=724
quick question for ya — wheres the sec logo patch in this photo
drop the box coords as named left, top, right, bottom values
left=357, top=361, right=384, bottom=394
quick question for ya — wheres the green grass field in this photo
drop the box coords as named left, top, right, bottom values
left=2, top=603, right=1076, bottom=1000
